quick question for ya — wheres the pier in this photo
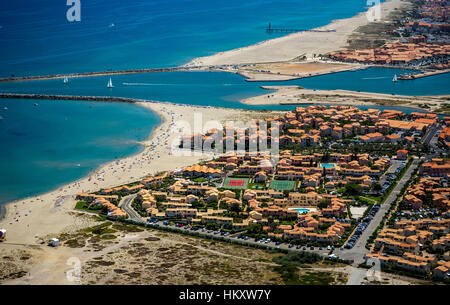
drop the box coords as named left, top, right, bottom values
left=266, top=23, right=335, bottom=33
left=398, top=69, right=450, bottom=81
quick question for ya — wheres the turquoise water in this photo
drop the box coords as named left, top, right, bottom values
left=321, top=164, right=335, bottom=168
left=0, top=68, right=448, bottom=111
left=0, top=98, right=160, bottom=210
left=289, top=208, right=310, bottom=214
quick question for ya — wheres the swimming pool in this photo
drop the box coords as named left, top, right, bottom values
left=289, top=208, right=310, bottom=214
left=321, top=163, right=335, bottom=168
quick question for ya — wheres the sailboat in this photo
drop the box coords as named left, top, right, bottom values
left=107, top=77, right=114, bottom=88
left=392, top=74, right=398, bottom=82
left=63, top=76, right=69, bottom=84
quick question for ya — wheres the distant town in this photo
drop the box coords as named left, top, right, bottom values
left=327, top=0, right=450, bottom=77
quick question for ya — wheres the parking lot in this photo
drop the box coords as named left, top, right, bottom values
left=145, top=219, right=346, bottom=259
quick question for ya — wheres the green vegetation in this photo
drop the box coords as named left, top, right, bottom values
left=75, top=201, right=103, bottom=214
left=271, top=252, right=348, bottom=285
left=270, top=180, right=296, bottom=191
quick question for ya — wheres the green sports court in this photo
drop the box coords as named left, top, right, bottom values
left=269, top=180, right=296, bottom=191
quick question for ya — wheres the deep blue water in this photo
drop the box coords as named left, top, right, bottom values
left=0, top=0, right=375, bottom=77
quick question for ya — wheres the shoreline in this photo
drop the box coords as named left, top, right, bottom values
left=0, top=0, right=407, bottom=87
left=0, top=100, right=282, bottom=244
left=241, top=86, right=449, bottom=114
left=0, top=99, right=163, bottom=222
left=185, top=0, right=405, bottom=67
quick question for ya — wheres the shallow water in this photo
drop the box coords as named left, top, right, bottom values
left=0, top=98, right=160, bottom=208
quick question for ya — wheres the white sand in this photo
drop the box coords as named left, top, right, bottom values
left=241, top=86, right=445, bottom=111
left=0, top=102, right=277, bottom=244
left=185, top=0, right=405, bottom=66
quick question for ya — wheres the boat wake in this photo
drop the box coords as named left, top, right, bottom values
left=122, top=82, right=175, bottom=86
left=361, top=76, right=389, bottom=80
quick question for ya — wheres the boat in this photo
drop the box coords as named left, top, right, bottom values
left=63, top=76, right=69, bottom=84
left=3, top=107, right=7, bottom=110
left=107, top=77, right=114, bottom=88
left=392, top=74, right=398, bottom=82
left=34, top=103, right=38, bottom=106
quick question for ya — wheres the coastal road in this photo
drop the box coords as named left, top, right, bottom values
left=119, top=194, right=142, bottom=221
left=144, top=221, right=334, bottom=256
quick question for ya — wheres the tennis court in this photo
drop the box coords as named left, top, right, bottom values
left=269, top=180, right=295, bottom=191
left=223, top=178, right=250, bottom=189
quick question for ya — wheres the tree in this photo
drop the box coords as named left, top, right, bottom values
left=318, top=200, right=329, bottom=209
left=344, top=184, right=362, bottom=196
left=372, top=182, right=382, bottom=192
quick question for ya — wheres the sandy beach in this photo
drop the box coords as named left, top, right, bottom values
left=0, top=102, right=280, bottom=245
left=241, top=86, right=449, bottom=112
left=185, top=0, right=405, bottom=67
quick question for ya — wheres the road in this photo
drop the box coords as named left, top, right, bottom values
left=119, top=194, right=142, bottom=221
left=378, top=160, right=402, bottom=187
left=422, top=123, right=440, bottom=146
left=339, top=158, right=420, bottom=262
left=341, top=158, right=421, bottom=285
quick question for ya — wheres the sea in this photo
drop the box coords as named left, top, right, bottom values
left=0, top=0, right=448, bottom=213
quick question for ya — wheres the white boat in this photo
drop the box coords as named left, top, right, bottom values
left=107, top=77, right=114, bottom=88
left=3, top=107, right=7, bottom=110
left=63, top=76, right=69, bottom=84
left=392, top=74, right=398, bottom=82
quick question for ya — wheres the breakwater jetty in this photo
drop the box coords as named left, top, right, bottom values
left=0, top=93, right=149, bottom=104
left=0, top=67, right=194, bottom=83
left=398, top=69, right=450, bottom=81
